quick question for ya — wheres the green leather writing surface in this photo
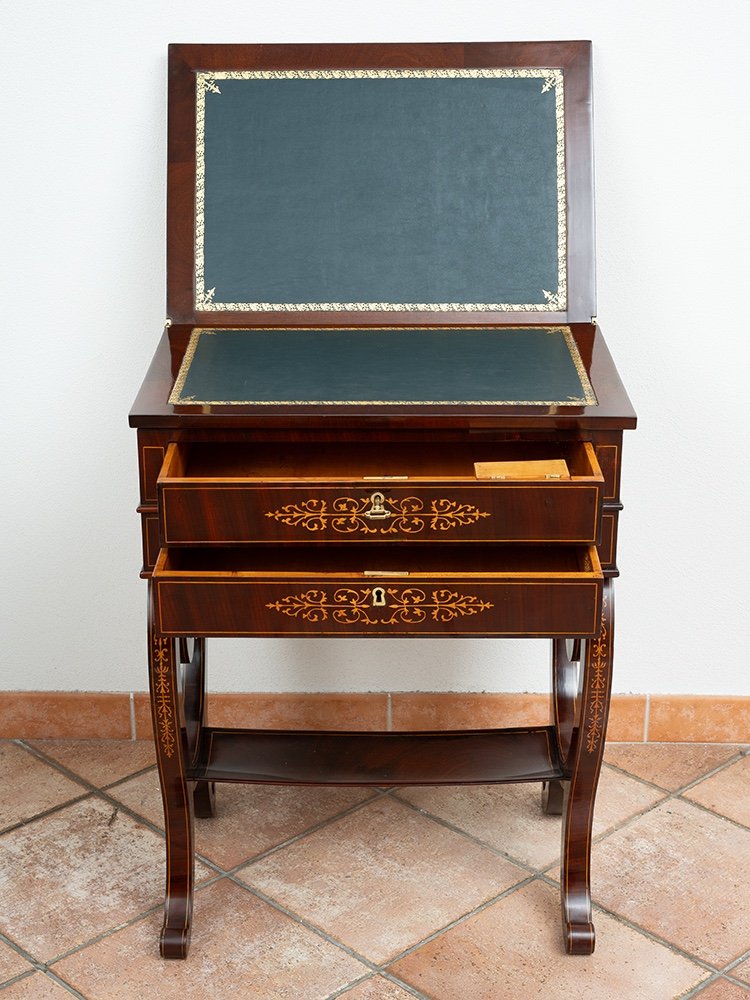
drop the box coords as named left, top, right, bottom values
left=169, top=328, right=595, bottom=406
left=195, top=70, right=566, bottom=313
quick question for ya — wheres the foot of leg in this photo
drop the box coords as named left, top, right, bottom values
left=564, top=920, right=596, bottom=955
left=160, top=919, right=192, bottom=959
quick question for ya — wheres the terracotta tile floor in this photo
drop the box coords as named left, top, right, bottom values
left=1, top=739, right=749, bottom=999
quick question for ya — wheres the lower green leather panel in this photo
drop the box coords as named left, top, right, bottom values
left=169, top=327, right=596, bottom=407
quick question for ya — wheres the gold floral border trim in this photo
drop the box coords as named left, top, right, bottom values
left=151, top=636, right=176, bottom=758
left=168, top=326, right=596, bottom=407
left=266, top=495, right=490, bottom=535
left=266, top=587, right=493, bottom=626
left=195, top=68, right=566, bottom=313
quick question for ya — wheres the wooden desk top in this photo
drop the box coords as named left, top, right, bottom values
left=130, top=323, right=635, bottom=431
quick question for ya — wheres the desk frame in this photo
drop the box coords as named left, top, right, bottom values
left=132, top=40, right=636, bottom=959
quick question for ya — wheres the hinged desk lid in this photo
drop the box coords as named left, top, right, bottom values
left=167, top=42, right=595, bottom=327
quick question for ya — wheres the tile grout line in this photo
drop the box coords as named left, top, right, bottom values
left=375, top=876, right=540, bottom=968
left=721, top=946, right=750, bottom=975
left=227, top=865, right=539, bottom=980
left=534, top=871, right=720, bottom=978
left=387, top=789, right=542, bottom=876
left=588, top=749, right=750, bottom=844
left=190, top=789, right=393, bottom=878
left=676, top=972, right=725, bottom=998
left=326, top=969, right=432, bottom=1000
left=6, top=740, right=749, bottom=990
left=0, top=932, right=88, bottom=998
left=222, top=878, right=384, bottom=973
left=5, top=742, right=173, bottom=845
left=0, top=791, right=94, bottom=839
left=602, top=745, right=747, bottom=797
left=722, top=976, right=750, bottom=993
left=43, top=903, right=167, bottom=968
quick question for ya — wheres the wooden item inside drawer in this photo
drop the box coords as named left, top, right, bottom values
left=158, top=441, right=603, bottom=545
left=152, top=544, right=602, bottom=638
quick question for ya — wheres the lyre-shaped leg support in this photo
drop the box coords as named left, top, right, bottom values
left=179, top=637, right=216, bottom=818
left=148, top=585, right=194, bottom=958
left=556, top=579, right=614, bottom=954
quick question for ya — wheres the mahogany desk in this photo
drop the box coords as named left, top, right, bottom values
left=130, top=41, right=636, bottom=959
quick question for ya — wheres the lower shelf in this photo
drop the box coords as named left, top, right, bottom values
left=188, top=725, right=564, bottom=785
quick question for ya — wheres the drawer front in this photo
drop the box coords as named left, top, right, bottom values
left=153, top=549, right=602, bottom=638
left=159, top=483, right=601, bottom=545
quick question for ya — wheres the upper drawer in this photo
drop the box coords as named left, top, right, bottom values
left=157, top=440, right=604, bottom=545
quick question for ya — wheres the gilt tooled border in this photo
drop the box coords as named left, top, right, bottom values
left=168, top=326, right=596, bottom=407
left=194, top=68, right=566, bottom=313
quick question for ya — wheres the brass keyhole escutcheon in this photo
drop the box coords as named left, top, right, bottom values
left=363, top=491, right=391, bottom=520
left=371, top=587, right=387, bottom=607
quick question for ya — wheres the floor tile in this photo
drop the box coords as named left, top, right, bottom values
left=605, top=743, right=742, bottom=791
left=54, top=879, right=366, bottom=1000
left=591, top=798, right=750, bottom=966
left=0, top=743, right=85, bottom=831
left=0, top=796, right=194, bottom=960
left=390, top=880, right=705, bottom=1000
left=399, top=764, right=665, bottom=870
left=692, top=979, right=750, bottom=998
left=111, top=769, right=372, bottom=869
left=0, top=940, right=33, bottom=985
left=337, top=976, right=418, bottom=999
left=683, top=756, right=750, bottom=828
left=0, top=972, right=79, bottom=999
left=29, top=739, right=155, bottom=788
left=239, top=795, right=527, bottom=963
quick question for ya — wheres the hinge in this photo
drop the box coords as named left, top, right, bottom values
left=164, top=317, right=172, bottom=330
left=591, top=316, right=598, bottom=327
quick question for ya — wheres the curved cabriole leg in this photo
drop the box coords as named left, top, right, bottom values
left=148, top=585, right=194, bottom=959
left=560, top=580, right=614, bottom=955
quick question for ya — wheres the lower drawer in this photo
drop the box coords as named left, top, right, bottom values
left=152, top=545, right=602, bottom=638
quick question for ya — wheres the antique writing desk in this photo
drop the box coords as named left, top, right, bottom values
left=130, top=41, right=636, bottom=959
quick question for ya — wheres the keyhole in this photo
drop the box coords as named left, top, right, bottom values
left=372, top=587, right=387, bottom=607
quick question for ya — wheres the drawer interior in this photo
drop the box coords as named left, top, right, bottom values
left=155, top=544, right=601, bottom=578
left=161, top=440, right=602, bottom=483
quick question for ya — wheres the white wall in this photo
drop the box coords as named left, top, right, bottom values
left=2, top=0, right=748, bottom=695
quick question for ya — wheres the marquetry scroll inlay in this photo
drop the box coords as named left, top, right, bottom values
left=265, top=496, right=491, bottom=535
left=152, top=636, right=176, bottom=758
left=266, top=587, right=493, bottom=626
left=585, top=589, right=609, bottom=754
